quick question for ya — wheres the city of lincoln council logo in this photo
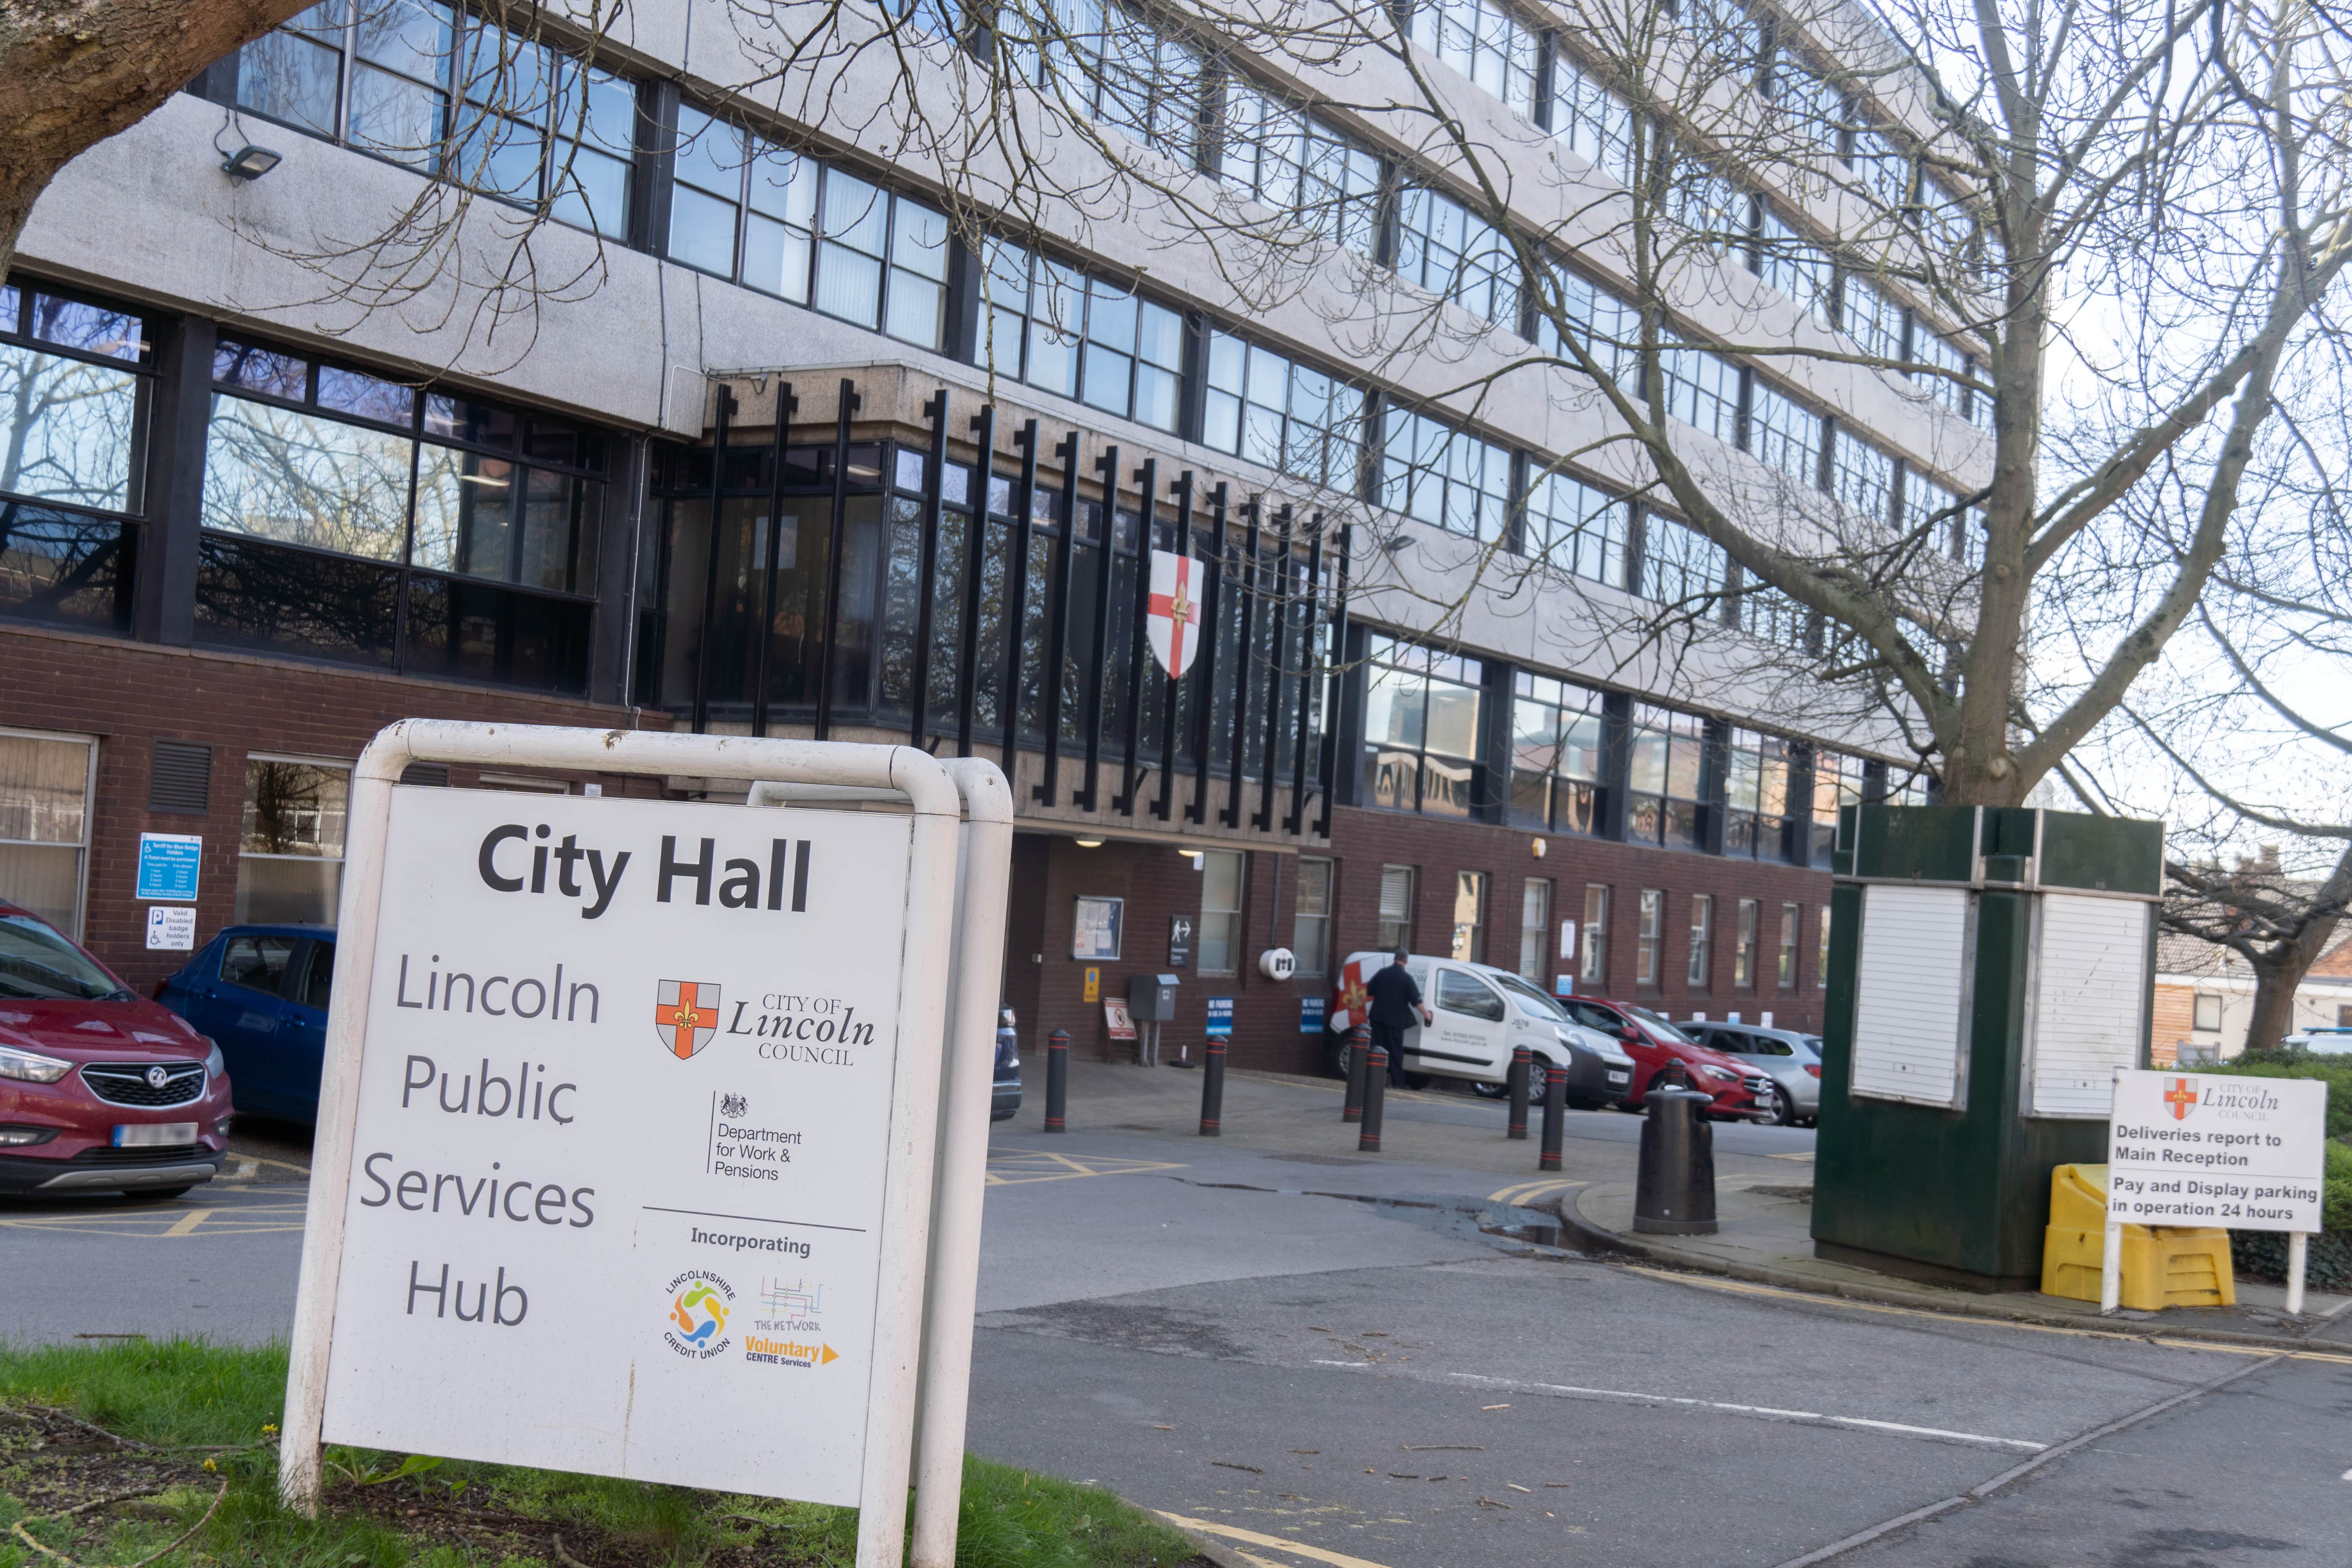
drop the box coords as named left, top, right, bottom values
left=657, top=980, right=721, bottom=1059
left=2164, top=1076, right=2198, bottom=1121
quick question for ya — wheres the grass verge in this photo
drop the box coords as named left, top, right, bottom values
left=0, top=1340, right=1203, bottom=1568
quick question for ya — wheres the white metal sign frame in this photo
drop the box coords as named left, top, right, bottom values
left=280, top=721, right=967, bottom=1568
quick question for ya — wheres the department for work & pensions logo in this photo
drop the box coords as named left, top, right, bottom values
left=2164, top=1076, right=2199, bottom=1121
left=655, top=980, right=721, bottom=1059
left=662, top=1270, right=735, bottom=1359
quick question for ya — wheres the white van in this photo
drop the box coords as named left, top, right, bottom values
left=1331, top=951, right=1635, bottom=1108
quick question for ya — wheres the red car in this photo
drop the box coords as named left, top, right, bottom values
left=1559, top=996, right=1776, bottom=1122
left=0, top=900, right=233, bottom=1198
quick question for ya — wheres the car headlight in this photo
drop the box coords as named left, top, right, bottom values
left=0, top=1044, right=73, bottom=1084
left=1699, top=1063, right=1739, bottom=1082
left=204, top=1040, right=225, bottom=1079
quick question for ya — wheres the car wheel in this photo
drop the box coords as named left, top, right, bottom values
left=1770, top=1085, right=1797, bottom=1126
left=1470, top=1078, right=1512, bottom=1100
left=1401, top=1072, right=1434, bottom=1091
left=120, top=1186, right=194, bottom=1203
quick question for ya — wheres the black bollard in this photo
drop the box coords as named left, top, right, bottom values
left=1633, top=1087, right=1717, bottom=1234
left=1358, top=1045, right=1388, bottom=1152
left=1538, top=1062, right=1566, bottom=1171
left=1506, top=1045, right=1531, bottom=1140
left=1199, top=1039, right=1227, bottom=1136
left=1343, top=1025, right=1370, bottom=1123
left=1044, top=1029, right=1069, bottom=1134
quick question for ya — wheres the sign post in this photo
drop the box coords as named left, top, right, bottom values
left=2101, top=1067, right=2328, bottom=1314
left=280, top=722, right=970, bottom=1568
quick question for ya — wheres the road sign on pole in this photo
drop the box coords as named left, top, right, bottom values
left=280, top=722, right=967, bottom=1568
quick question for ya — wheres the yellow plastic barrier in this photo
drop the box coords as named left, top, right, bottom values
left=2040, top=1163, right=2236, bottom=1310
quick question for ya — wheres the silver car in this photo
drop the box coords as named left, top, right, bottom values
left=1681, top=1022, right=1822, bottom=1125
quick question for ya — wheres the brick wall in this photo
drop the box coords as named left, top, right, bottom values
left=1, top=625, right=670, bottom=991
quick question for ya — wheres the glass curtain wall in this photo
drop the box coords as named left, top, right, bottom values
left=1723, top=727, right=1794, bottom=861
left=1626, top=703, right=1708, bottom=850
left=1361, top=635, right=1484, bottom=818
left=1508, top=673, right=1606, bottom=835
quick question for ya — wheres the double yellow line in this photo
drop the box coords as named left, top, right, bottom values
left=1487, top=1178, right=1585, bottom=1208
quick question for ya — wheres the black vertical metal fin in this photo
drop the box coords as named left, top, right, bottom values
left=958, top=405, right=996, bottom=758
left=1114, top=457, right=1158, bottom=815
left=1315, top=523, right=1353, bottom=839
left=908, top=390, right=949, bottom=747
left=1221, top=496, right=1260, bottom=829
left=813, top=377, right=860, bottom=741
left=751, top=381, right=798, bottom=740
left=1255, top=505, right=1293, bottom=831
left=691, top=381, right=736, bottom=736
left=1034, top=430, right=1082, bottom=804
left=1003, top=419, right=1040, bottom=781
left=1078, top=444, right=1120, bottom=811
left=1153, top=470, right=1193, bottom=822
left=1285, top=513, right=1323, bottom=833
left=1186, top=483, right=1228, bottom=825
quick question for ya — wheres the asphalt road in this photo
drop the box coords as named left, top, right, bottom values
left=4, top=1112, right=2346, bottom=1566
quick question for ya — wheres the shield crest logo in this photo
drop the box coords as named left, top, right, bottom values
left=655, top=980, right=722, bottom=1059
left=1147, top=550, right=1204, bottom=679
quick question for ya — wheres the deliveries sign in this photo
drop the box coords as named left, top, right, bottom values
left=2105, top=1069, right=2328, bottom=1233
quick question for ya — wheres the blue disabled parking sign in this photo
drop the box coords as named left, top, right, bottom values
left=135, top=833, right=203, bottom=901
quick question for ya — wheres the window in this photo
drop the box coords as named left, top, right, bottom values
left=1436, top=967, right=1506, bottom=1021
left=1522, top=469, right=1629, bottom=587
left=221, top=933, right=298, bottom=996
left=0, top=730, right=96, bottom=936
left=1380, top=409, right=1510, bottom=541
left=1361, top=635, right=1485, bottom=817
left=1902, top=470, right=1959, bottom=550
left=0, top=283, right=151, bottom=632
left=1398, top=187, right=1520, bottom=332
left=1818, top=905, right=1831, bottom=987
left=1688, top=894, right=1713, bottom=988
left=1552, top=47, right=1638, bottom=184
left=2192, top=993, right=2223, bottom=1032
left=1779, top=902, right=1800, bottom=986
left=1519, top=878, right=1550, bottom=984
left=1197, top=848, right=1244, bottom=972
left=981, top=240, right=1181, bottom=428
left=1846, top=124, right=1913, bottom=214
left=1203, top=333, right=1364, bottom=489
left=1828, top=427, right=1897, bottom=525
left=1040, top=0, right=1203, bottom=164
left=1543, top=266, right=1642, bottom=391
left=237, top=757, right=350, bottom=923
left=1410, top=0, right=1538, bottom=115
left=1581, top=883, right=1609, bottom=985
left=1637, top=889, right=1663, bottom=986
left=1734, top=898, right=1760, bottom=987
left=1752, top=205, right=1835, bottom=327
left=1839, top=272, right=1905, bottom=362
left=1724, top=728, right=1794, bottom=862
left=1748, top=381, right=1822, bottom=489
left=1294, top=857, right=1333, bottom=977
left=1909, top=327, right=1974, bottom=423
left=1377, top=864, right=1417, bottom=952
left=199, top=337, right=606, bottom=690
left=235, top=2, right=636, bottom=238
left=1658, top=336, right=1743, bottom=445
left=1218, top=85, right=1382, bottom=255
left=1811, top=750, right=1860, bottom=863
left=1452, top=871, right=1486, bottom=962
left=1626, top=704, right=1707, bottom=851
left=1642, top=518, right=1727, bottom=609
left=1509, top=673, right=1606, bottom=836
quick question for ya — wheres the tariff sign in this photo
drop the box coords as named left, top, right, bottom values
left=2106, top=1069, right=2328, bottom=1232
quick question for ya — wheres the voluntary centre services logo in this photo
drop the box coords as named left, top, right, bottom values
left=662, top=1270, right=735, bottom=1359
left=656, top=980, right=721, bottom=1059
left=2165, top=1076, right=2199, bottom=1121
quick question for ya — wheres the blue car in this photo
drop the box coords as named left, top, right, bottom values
left=993, top=1009, right=1022, bottom=1122
left=156, top=924, right=336, bottom=1123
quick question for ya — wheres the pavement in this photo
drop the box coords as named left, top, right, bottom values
left=7, top=1063, right=2351, bottom=1566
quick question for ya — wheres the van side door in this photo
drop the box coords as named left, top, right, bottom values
left=1417, top=966, right=1508, bottom=1076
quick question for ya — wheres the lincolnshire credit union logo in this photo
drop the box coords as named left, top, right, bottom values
left=662, top=1270, right=735, bottom=1359
left=2164, top=1076, right=2199, bottom=1121
left=656, top=980, right=721, bottom=1059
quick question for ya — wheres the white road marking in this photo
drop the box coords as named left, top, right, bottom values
left=1309, top=1361, right=2047, bottom=1453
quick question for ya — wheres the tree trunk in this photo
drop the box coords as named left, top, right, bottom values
left=2240, top=844, right=2352, bottom=1051
left=0, top=0, right=317, bottom=282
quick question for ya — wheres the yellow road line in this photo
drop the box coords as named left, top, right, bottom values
left=161, top=1209, right=213, bottom=1238
left=1487, top=1179, right=1586, bottom=1206
left=1159, top=1512, right=1401, bottom=1568
left=1626, top=1265, right=2352, bottom=1364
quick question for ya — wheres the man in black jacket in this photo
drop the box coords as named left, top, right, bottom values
left=1364, top=949, right=1433, bottom=1087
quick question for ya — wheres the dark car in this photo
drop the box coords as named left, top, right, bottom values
left=0, top=901, right=234, bottom=1198
left=157, top=924, right=336, bottom=1123
left=1558, top=996, right=1776, bottom=1121
left=993, top=1008, right=1022, bottom=1122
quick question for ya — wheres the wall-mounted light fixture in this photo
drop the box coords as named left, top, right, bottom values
left=222, top=144, right=283, bottom=181
left=1074, top=837, right=1103, bottom=849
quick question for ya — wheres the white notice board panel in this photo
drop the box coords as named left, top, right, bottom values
left=1850, top=884, right=1969, bottom=1108
left=319, top=786, right=914, bottom=1504
left=2107, top=1069, right=2327, bottom=1232
left=2029, top=894, right=2149, bottom=1118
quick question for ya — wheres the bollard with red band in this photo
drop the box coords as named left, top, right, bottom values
left=1358, top=1045, right=1388, bottom=1153
left=1506, top=1045, right=1531, bottom=1140
left=1343, top=1025, right=1370, bottom=1123
left=1044, top=1029, right=1069, bottom=1133
left=1538, top=1062, right=1566, bottom=1171
left=1199, top=1039, right=1227, bottom=1136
